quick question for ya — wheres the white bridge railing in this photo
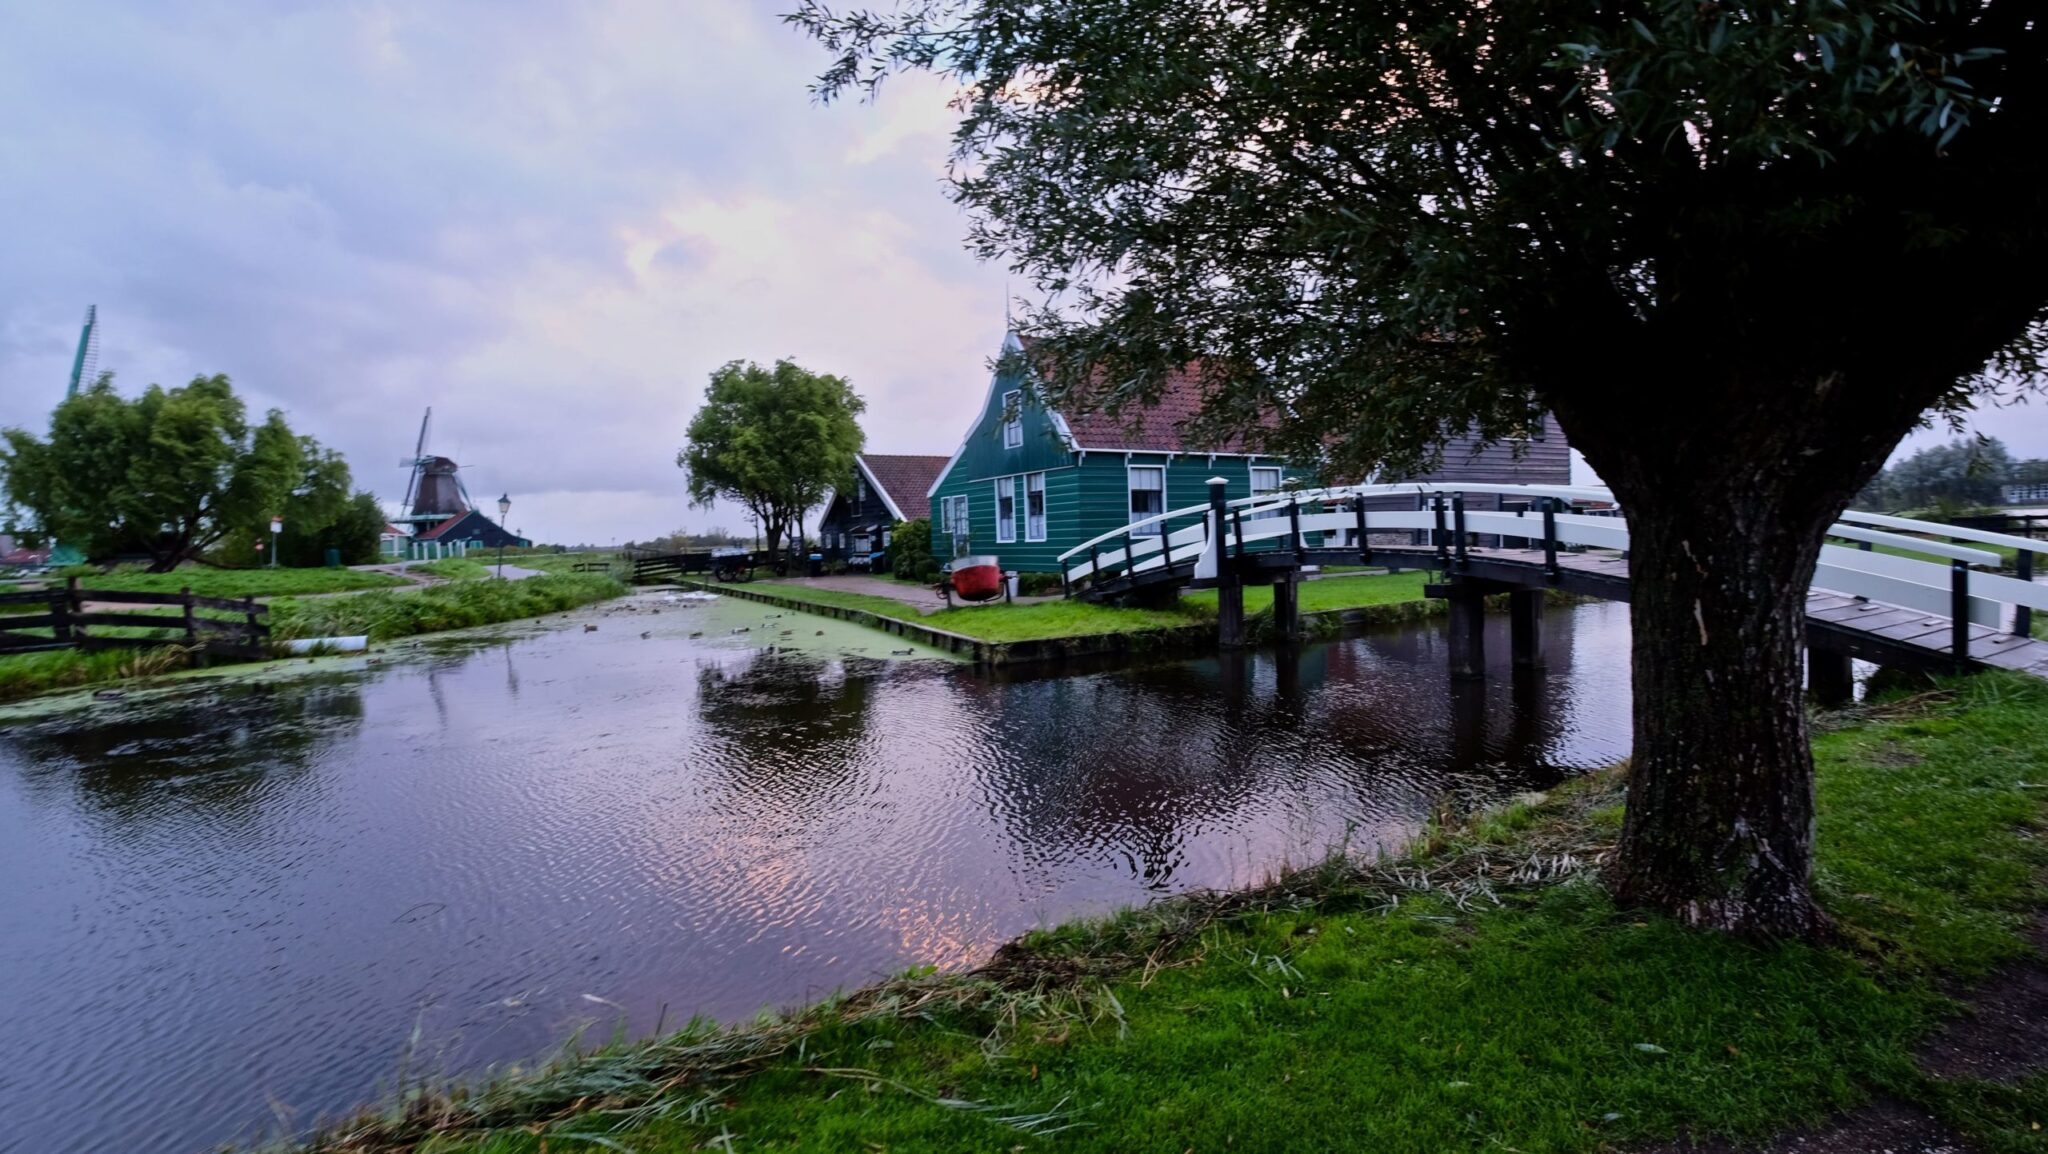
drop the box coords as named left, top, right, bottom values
left=1056, top=481, right=2047, bottom=664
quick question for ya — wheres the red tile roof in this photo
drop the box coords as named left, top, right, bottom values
left=413, top=512, right=471, bottom=541
left=859, top=453, right=950, bottom=519
left=1018, top=336, right=1263, bottom=453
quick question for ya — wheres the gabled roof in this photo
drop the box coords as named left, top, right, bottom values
left=857, top=453, right=949, bottom=521
left=1017, top=333, right=1262, bottom=453
left=413, top=511, right=475, bottom=541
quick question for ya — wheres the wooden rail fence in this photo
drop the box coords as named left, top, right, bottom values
left=0, top=579, right=269, bottom=660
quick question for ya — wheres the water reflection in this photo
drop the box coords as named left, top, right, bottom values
left=0, top=596, right=1632, bottom=1154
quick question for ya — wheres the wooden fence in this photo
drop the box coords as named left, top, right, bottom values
left=0, top=579, right=269, bottom=660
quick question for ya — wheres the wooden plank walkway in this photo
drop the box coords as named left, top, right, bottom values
left=1366, top=545, right=2048, bottom=681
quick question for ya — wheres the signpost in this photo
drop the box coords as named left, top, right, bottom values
left=496, top=494, right=511, bottom=579
left=269, top=516, right=283, bottom=568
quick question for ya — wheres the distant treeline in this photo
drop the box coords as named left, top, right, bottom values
left=1855, top=436, right=2048, bottom=514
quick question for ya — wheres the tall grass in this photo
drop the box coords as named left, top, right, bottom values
left=0, top=645, right=194, bottom=702
left=269, top=573, right=625, bottom=642
left=77, top=565, right=411, bottom=598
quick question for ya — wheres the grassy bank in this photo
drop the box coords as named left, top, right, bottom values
left=747, top=571, right=1432, bottom=644
left=75, top=565, right=412, bottom=598
left=0, top=574, right=627, bottom=703
left=269, top=573, right=625, bottom=643
left=290, top=674, right=2048, bottom=1154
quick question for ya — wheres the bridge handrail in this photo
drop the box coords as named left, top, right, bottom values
left=1839, top=510, right=2046, bottom=557
left=1823, top=525, right=2001, bottom=566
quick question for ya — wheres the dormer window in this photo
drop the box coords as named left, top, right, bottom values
left=1002, top=390, right=1023, bottom=448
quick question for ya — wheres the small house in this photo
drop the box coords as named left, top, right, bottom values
left=816, top=453, right=950, bottom=568
left=924, top=331, right=1315, bottom=575
left=925, top=330, right=1572, bottom=573
left=404, top=510, right=528, bottom=559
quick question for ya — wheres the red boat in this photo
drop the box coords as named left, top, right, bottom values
left=947, top=555, right=1007, bottom=603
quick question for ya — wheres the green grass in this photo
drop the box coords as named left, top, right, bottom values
left=410, top=558, right=494, bottom=581
left=297, top=674, right=2048, bottom=1154
left=744, top=572, right=1433, bottom=644
left=75, top=565, right=411, bottom=599
left=0, top=646, right=195, bottom=702
left=269, top=572, right=626, bottom=643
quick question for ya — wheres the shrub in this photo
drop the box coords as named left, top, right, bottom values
left=915, top=559, right=941, bottom=583
left=1017, top=571, right=1065, bottom=596
left=889, top=518, right=934, bottom=580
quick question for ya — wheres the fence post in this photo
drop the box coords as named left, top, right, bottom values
left=2018, top=550, right=2034, bottom=638
left=182, top=586, right=197, bottom=647
left=1542, top=497, right=1560, bottom=582
left=49, top=586, right=71, bottom=646
left=1433, top=494, right=1449, bottom=567
left=66, top=577, right=83, bottom=646
left=1951, top=560, right=1971, bottom=671
left=246, top=597, right=262, bottom=655
left=1452, top=491, right=1469, bottom=567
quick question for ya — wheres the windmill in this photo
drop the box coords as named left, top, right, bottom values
left=397, top=407, right=473, bottom=523
left=66, top=305, right=100, bottom=398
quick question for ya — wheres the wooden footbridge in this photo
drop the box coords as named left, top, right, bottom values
left=1057, top=481, right=2048, bottom=699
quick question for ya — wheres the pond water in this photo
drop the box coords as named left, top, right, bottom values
left=0, top=592, right=1634, bottom=1154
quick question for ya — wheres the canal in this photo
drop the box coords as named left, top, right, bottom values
left=0, top=592, right=1633, bottom=1153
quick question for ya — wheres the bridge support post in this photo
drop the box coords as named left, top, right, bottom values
left=1211, top=478, right=1246, bottom=649
left=1447, top=587, right=1486, bottom=680
left=1807, top=646, right=1854, bottom=708
left=1272, top=573, right=1301, bottom=640
left=1509, top=588, right=1545, bottom=670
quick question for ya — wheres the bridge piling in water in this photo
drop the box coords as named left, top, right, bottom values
left=1446, top=587, right=1487, bottom=679
left=1209, top=478, right=1247, bottom=648
left=1509, top=588, right=1546, bottom=669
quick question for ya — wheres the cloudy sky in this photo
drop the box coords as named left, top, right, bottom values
left=2, top=2, right=2042, bottom=545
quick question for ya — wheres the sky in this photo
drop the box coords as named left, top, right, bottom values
left=2, top=1, right=2043, bottom=545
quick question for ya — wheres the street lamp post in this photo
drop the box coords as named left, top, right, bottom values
left=497, top=494, right=511, bottom=579
left=269, top=516, right=283, bottom=568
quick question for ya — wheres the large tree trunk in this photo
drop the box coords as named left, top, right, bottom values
left=1608, top=488, right=1836, bottom=937
left=1555, top=376, right=1927, bottom=939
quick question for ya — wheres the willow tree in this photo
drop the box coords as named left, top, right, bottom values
left=679, top=359, right=867, bottom=556
left=792, top=1, right=2048, bottom=937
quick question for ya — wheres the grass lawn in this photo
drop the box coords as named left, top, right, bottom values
left=410, top=558, right=494, bottom=581
left=294, top=672, right=2048, bottom=1154
left=75, top=565, right=411, bottom=599
left=744, top=572, right=1432, bottom=644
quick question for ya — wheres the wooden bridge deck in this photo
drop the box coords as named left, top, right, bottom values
left=1363, top=545, right=2048, bottom=679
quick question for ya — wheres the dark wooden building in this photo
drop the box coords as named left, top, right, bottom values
left=816, top=453, right=950, bottom=568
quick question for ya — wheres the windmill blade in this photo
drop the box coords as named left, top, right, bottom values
left=400, top=407, right=432, bottom=513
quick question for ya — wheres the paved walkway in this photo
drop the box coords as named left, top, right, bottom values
left=771, top=574, right=1060, bottom=613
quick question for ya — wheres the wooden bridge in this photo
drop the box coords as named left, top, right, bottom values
left=1057, top=481, right=2048, bottom=700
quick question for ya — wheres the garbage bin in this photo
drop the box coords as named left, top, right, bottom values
left=1005, top=570, right=1020, bottom=601
left=808, top=552, right=823, bottom=577
left=325, top=547, right=341, bottom=569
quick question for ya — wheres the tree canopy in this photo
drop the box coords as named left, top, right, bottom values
left=678, top=359, right=866, bottom=556
left=1857, top=435, right=2017, bottom=511
left=1, top=373, right=355, bottom=572
left=794, top=0, right=2048, bottom=939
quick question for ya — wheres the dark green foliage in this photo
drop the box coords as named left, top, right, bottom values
left=1858, top=436, right=2017, bottom=511
left=887, top=517, right=934, bottom=578
left=678, top=360, right=865, bottom=556
left=1, top=373, right=359, bottom=572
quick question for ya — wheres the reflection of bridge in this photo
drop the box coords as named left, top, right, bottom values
left=1059, top=481, right=2048, bottom=699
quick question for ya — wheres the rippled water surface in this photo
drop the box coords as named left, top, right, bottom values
left=0, top=592, right=1633, bottom=1153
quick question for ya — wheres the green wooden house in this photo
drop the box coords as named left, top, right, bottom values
left=925, top=332, right=1313, bottom=574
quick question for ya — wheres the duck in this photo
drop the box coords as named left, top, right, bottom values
left=583, top=624, right=599, bottom=633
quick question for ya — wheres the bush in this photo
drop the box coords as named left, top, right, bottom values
left=915, top=559, right=941, bottom=583
left=269, top=573, right=624, bottom=643
left=889, top=518, right=935, bottom=580
left=1017, top=571, right=1065, bottom=596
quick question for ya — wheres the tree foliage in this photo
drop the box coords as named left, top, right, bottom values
left=792, top=0, right=2048, bottom=939
left=1, top=373, right=356, bottom=572
left=1857, top=436, right=2016, bottom=511
left=678, top=360, right=866, bottom=556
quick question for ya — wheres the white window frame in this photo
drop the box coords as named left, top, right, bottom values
left=995, top=478, right=1017, bottom=543
left=881, top=528, right=892, bottom=547
left=856, top=476, right=867, bottom=504
left=1250, top=465, right=1284, bottom=520
left=1127, top=464, right=1166, bottom=537
left=1002, top=389, right=1023, bottom=449
left=1025, top=472, right=1047, bottom=542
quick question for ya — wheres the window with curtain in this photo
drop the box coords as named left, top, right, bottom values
left=996, top=478, right=1017, bottom=542
left=1025, top=472, right=1047, bottom=541
left=1002, top=390, right=1023, bottom=448
left=1129, top=466, right=1165, bottom=536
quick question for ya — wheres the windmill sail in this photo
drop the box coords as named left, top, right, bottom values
left=398, top=406, right=469, bottom=522
left=66, top=306, right=100, bottom=398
